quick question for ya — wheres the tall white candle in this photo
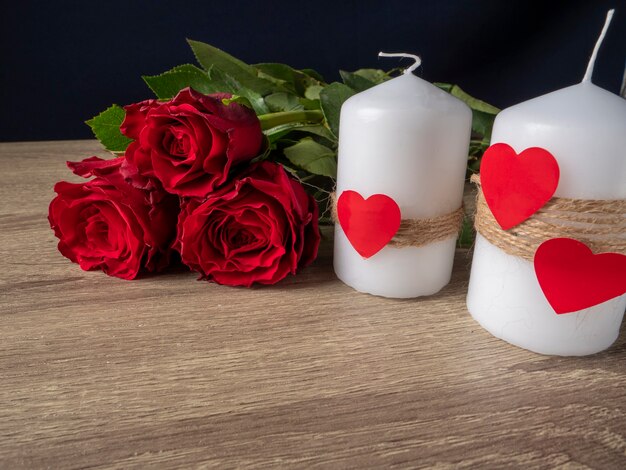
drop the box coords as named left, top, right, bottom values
left=467, top=10, right=626, bottom=355
left=334, top=53, right=472, bottom=298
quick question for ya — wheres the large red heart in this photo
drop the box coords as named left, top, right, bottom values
left=534, top=238, right=626, bottom=314
left=481, top=143, right=560, bottom=230
left=337, top=190, right=401, bottom=258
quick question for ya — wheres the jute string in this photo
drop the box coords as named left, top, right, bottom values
left=330, top=192, right=465, bottom=248
left=471, top=174, right=626, bottom=261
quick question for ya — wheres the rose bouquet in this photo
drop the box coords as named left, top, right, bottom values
left=50, top=40, right=496, bottom=285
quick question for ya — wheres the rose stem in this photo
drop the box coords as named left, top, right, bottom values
left=258, top=110, right=324, bottom=130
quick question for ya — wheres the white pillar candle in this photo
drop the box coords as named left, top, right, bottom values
left=467, top=10, right=626, bottom=355
left=333, top=53, right=472, bottom=298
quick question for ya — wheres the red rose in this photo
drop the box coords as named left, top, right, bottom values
left=176, top=161, right=320, bottom=286
left=120, top=88, right=263, bottom=197
left=49, top=156, right=179, bottom=280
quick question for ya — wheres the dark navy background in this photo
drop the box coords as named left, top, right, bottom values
left=1, top=0, right=624, bottom=141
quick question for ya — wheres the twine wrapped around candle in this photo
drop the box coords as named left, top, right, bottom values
left=471, top=174, right=626, bottom=260
left=330, top=192, right=465, bottom=248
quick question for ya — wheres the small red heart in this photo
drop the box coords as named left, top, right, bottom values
left=481, top=143, right=560, bottom=230
left=337, top=190, right=401, bottom=258
left=534, top=238, right=626, bottom=314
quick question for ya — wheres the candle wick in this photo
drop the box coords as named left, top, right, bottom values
left=378, top=52, right=422, bottom=74
left=582, top=9, right=615, bottom=83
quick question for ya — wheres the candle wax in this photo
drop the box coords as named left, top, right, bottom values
left=467, top=82, right=626, bottom=355
left=334, top=72, right=472, bottom=298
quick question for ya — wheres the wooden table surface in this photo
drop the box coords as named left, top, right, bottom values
left=1, top=140, right=625, bottom=469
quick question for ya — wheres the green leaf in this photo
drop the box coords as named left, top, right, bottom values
left=209, top=67, right=270, bottom=114
left=264, top=122, right=336, bottom=144
left=187, top=39, right=279, bottom=95
left=221, top=95, right=254, bottom=109
left=205, top=66, right=236, bottom=93
left=301, top=68, right=325, bottom=82
left=188, top=39, right=255, bottom=75
left=472, top=110, right=497, bottom=139
left=142, top=64, right=216, bottom=99
left=283, top=137, right=337, bottom=178
left=304, top=84, right=324, bottom=100
left=264, top=92, right=304, bottom=112
left=290, top=124, right=336, bottom=141
left=299, top=97, right=321, bottom=110
left=444, top=84, right=500, bottom=115
left=85, top=105, right=132, bottom=152
left=254, top=62, right=323, bottom=97
left=353, top=68, right=392, bottom=83
left=319, top=82, right=356, bottom=138
left=434, top=82, right=453, bottom=93
left=254, top=63, right=298, bottom=84
left=457, top=216, right=475, bottom=248
left=468, top=157, right=481, bottom=173
left=340, top=70, right=376, bottom=92
left=340, top=68, right=391, bottom=92
left=435, top=83, right=498, bottom=141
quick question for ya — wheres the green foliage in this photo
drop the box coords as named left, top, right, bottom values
left=304, top=84, right=324, bottom=100
left=85, top=105, right=131, bottom=153
left=263, top=122, right=335, bottom=145
left=187, top=39, right=278, bottom=96
left=457, top=216, right=475, bottom=249
left=254, top=62, right=322, bottom=96
left=319, top=82, right=356, bottom=138
left=264, top=92, right=304, bottom=112
left=221, top=95, right=254, bottom=109
left=339, top=68, right=392, bottom=92
left=207, top=67, right=269, bottom=114
left=447, top=83, right=499, bottom=141
left=445, top=84, right=500, bottom=114
left=300, top=68, right=325, bottom=82
left=142, top=64, right=214, bottom=99
left=255, top=62, right=299, bottom=83
left=86, top=40, right=500, bottom=229
left=284, top=138, right=337, bottom=178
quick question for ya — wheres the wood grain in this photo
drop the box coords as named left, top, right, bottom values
left=1, top=140, right=625, bottom=469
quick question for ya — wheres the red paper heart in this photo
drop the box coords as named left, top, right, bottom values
left=337, top=190, right=401, bottom=258
left=481, top=143, right=560, bottom=230
left=534, top=238, right=626, bottom=314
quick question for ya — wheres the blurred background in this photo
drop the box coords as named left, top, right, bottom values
left=1, top=0, right=624, bottom=142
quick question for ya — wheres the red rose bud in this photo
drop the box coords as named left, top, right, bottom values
left=176, top=161, right=320, bottom=287
left=120, top=88, right=263, bottom=197
left=49, top=156, right=179, bottom=280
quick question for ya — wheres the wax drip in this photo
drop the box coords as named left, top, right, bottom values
left=378, top=52, right=421, bottom=74
left=582, top=9, right=615, bottom=83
